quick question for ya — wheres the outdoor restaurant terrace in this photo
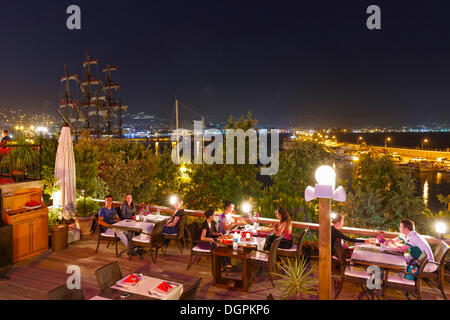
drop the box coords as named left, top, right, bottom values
left=0, top=203, right=448, bottom=301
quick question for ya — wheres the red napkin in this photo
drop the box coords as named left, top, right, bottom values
left=123, top=274, right=139, bottom=284
left=156, top=281, right=172, bottom=293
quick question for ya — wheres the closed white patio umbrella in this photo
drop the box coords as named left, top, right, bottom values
left=53, top=126, right=76, bottom=219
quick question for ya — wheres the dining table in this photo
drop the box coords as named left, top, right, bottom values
left=111, top=219, right=156, bottom=260
left=350, top=243, right=408, bottom=299
left=211, top=227, right=270, bottom=291
left=90, top=273, right=184, bottom=300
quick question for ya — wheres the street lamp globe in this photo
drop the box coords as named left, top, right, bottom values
left=435, top=222, right=447, bottom=235
left=241, top=202, right=252, bottom=214
left=169, top=195, right=178, bottom=206
left=315, top=165, right=336, bottom=186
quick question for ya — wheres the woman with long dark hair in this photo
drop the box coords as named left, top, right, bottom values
left=119, top=193, right=136, bottom=220
left=264, top=207, right=293, bottom=250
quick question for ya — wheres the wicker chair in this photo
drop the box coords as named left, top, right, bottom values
left=421, top=240, right=449, bottom=300
left=334, top=238, right=375, bottom=300
left=277, top=227, right=309, bottom=260
left=248, top=236, right=282, bottom=287
left=94, top=261, right=123, bottom=291
left=131, top=221, right=165, bottom=263
left=179, top=277, right=202, bottom=300
left=384, top=251, right=429, bottom=300
left=95, top=214, right=120, bottom=258
left=162, top=215, right=188, bottom=254
left=48, top=284, right=85, bottom=300
left=186, top=223, right=213, bottom=271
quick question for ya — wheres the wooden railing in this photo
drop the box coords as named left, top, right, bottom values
left=101, top=200, right=449, bottom=246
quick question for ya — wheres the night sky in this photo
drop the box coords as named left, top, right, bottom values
left=1, top=0, right=450, bottom=127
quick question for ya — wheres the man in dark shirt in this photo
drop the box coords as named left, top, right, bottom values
left=332, top=214, right=368, bottom=250
left=1, top=130, right=11, bottom=143
left=98, top=195, right=128, bottom=247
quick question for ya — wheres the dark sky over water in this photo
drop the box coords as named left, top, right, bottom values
left=1, top=0, right=450, bottom=127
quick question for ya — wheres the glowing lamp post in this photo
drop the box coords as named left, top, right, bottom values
left=305, top=165, right=346, bottom=300
left=241, top=202, right=252, bottom=214
left=421, top=139, right=429, bottom=150
left=385, top=137, right=391, bottom=148
left=169, top=195, right=178, bottom=206
left=435, top=222, right=447, bottom=239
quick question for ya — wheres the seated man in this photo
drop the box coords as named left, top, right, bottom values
left=97, top=195, right=128, bottom=247
left=385, top=219, right=436, bottom=272
left=218, top=201, right=245, bottom=234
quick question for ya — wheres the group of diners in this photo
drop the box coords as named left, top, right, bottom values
left=95, top=193, right=437, bottom=273
left=331, top=213, right=437, bottom=272
left=95, top=196, right=296, bottom=261
left=96, top=194, right=185, bottom=249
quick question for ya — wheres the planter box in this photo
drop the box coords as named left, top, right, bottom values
left=67, top=228, right=81, bottom=244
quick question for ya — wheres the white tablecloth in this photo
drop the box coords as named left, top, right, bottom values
left=112, top=220, right=155, bottom=234
left=351, top=246, right=407, bottom=270
left=143, top=214, right=168, bottom=223
left=89, top=296, right=112, bottom=300
left=111, top=275, right=183, bottom=300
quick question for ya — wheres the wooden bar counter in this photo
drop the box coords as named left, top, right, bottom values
left=0, top=181, right=48, bottom=263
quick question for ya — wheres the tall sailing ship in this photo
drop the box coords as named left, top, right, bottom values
left=58, top=50, right=127, bottom=141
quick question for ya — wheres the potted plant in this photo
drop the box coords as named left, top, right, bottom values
left=74, top=194, right=100, bottom=236
left=48, top=208, right=68, bottom=252
left=6, top=132, right=39, bottom=179
left=271, top=257, right=318, bottom=300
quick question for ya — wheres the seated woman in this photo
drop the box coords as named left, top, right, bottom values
left=119, top=193, right=136, bottom=220
left=331, top=214, right=369, bottom=254
left=197, top=209, right=222, bottom=250
left=163, top=199, right=185, bottom=235
left=264, top=208, right=293, bottom=251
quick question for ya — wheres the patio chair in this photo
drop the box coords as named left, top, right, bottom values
left=95, top=214, right=120, bottom=258
left=277, top=227, right=309, bottom=261
left=384, top=251, right=429, bottom=300
left=162, top=214, right=187, bottom=254
left=131, top=221, right=165, bottom=263
left=265, top=293, right=275, bottom=300
left=178, top=277, right=202, bottom=300
left=186, top=223, right=213, bottom=271
left=248, top=236, right=282, bottom=287
left=421, top=240, right=449, bottom=300
left=94, top=261, right=123, bottom=291
left=334, top=238, right=374, bottom=300
left=47, top=284, right=85, bottom=300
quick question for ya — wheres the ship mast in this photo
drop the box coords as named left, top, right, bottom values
left=59, top=51, right=128, bottom=140
left=80, top=50, right=101, bottom=136
left=59, top=65, right=79, bottom=140
left=102, top=61, right=127, bottom=138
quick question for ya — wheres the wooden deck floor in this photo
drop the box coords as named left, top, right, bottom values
left=0, top=234, right=448, bottom=300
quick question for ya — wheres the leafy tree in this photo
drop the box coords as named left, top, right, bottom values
left=257, top=139, right=332, bottom=221
left=181, top=111, right=262, bottom=211
left=342, top=152, right=427, bottom=232
left=74, top=138, right=100, bottom=197
left=97, top=139, right=158, bottom=203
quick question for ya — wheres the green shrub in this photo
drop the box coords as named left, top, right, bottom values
left=76, top=197, right=100, bottom=217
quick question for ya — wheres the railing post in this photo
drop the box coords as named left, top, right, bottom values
left=318, top=198, right=332, bottom=300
